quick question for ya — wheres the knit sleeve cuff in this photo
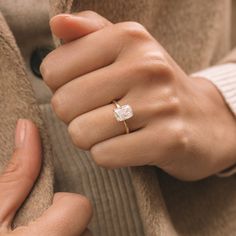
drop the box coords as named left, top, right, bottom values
left=192, top=63, right=236, bottom=115
left=191, top=63, right=236, bottom=177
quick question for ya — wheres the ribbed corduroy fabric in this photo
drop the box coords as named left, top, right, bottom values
left=39, top=103, right=144, bottom=236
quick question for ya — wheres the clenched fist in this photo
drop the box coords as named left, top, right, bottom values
left=40, top=11, right=236, bottom=181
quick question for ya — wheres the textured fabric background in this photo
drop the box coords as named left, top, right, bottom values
left=1, top=0, right=236, bottom=235
left=49, top=1, right=236, bottom=235
left=40, top=104, right=144, bottom=236
left=0, top=12, right=53, bottom=227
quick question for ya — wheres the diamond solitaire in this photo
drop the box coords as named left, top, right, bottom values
left=113, top=104, right=133, bottom=122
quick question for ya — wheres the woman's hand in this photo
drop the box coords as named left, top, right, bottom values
left=0, top=119, right=92, bottom=236
left=40, top=11, right=236, bottom=181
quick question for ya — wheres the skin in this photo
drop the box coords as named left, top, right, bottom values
left=40, top=11, right=236, bottom=181
left=0, top=119, right=92, bottom=236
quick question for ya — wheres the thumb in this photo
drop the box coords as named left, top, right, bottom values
left=50, top=11, right=112, bottom=43
left=0, top=119, right=41, bottom=228
left=27, top=193, right=92, bottom=236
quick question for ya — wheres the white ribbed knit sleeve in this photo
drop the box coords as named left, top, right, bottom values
left=192, top=63, right=236, bottom=114
left=192, top=63, right=236, bottom=177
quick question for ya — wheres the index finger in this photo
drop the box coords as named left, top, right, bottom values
left=50, top=11, right=113, bottom=42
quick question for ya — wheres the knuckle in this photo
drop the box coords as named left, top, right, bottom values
left=151, top=93, right=181, bottom=118
left=0, top=158, right=21, bottom=184
left=51, top=92, right=68, bottom=122
left=68, top=120, right=92, bottom=150
left=167, top=95, right=181, bottom=113
left=170, top=121, right=189, bottom=152
left=40, top=56, right=56, bottom=89
left=117, top=21, right=151, bottom=41
left=136, top=53, right=174, bottom=80
left=155, top=61, right=174, bottom=80
left=162, top=89, right=181, bottom=113
left=4, top=159, right=19, bottom=175
left=90, top=146, right=108, bottom=168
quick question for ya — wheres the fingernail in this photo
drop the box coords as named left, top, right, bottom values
left=15, top=119, right=27, bottom=148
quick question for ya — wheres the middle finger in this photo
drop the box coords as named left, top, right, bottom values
left=51, top=59, right=145, bottom=123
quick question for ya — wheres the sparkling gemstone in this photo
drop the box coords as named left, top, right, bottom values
left=114, top=104, right=133, bottom=121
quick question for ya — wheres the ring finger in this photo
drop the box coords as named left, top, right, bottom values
left=68, top=98, right=151, bottom=150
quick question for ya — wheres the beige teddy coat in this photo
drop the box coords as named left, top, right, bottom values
left=0, top=0, right=236, bottom=235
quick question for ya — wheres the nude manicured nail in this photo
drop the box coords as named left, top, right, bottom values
left=15, top=119, right=27, bottom=148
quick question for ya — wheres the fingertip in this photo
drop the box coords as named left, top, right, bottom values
left=49, top=13, right=111, bottom=43
left=49, top=14, right=70, bottom=38
left=50, top=14, right=83, bottom=42
left=49, top=14, right=70, bottom=29
left=53, top=192, right=93, bottom=219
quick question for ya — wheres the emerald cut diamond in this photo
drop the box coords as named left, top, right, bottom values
left=114, top=104, right=133, bottom=122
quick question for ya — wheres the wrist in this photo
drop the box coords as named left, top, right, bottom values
left=190, top=75, right=236, bottom=176
left=191, top=63, right=236, bottom=116
left=190, top=75, right=233, bottom=117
